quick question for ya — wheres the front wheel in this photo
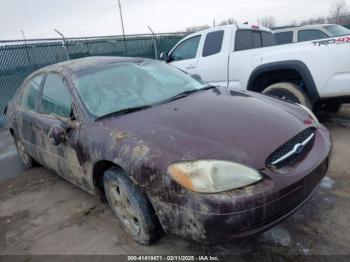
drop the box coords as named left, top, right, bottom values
left=103, top=167, right=162, bottom=245
left=262, top=82, right=312, bottom=109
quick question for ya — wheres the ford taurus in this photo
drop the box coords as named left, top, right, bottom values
left=5, top=57, right=331, bottom=245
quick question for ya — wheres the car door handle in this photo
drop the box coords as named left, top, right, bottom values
left=34, top=125, right=43, bottom=133
left=185, top=65, right=196, bottom=70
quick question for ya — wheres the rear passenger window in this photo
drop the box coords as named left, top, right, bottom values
left=202, top=30, right=224, bottom=57
left=41, top=74, right=72, bottom=118
left=20, top=75, right=43, bottom=112
left=274, top=31, right=294, bottom=45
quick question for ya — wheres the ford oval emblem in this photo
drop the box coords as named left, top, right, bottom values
left=295, top=144, right=304, bottom=154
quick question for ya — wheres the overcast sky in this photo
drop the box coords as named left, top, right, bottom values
left=0, top=0, right=349, bottom=40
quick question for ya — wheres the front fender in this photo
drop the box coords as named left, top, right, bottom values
left=247, top=60, right=320, bottom=103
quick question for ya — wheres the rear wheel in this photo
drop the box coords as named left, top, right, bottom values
left=103, top=167, right=162, bottom=245
left=14, top=137, right=36, bottom=167
left=262, top=82, right=312, bottom=109
left=319, top=102, right=342, bottom=113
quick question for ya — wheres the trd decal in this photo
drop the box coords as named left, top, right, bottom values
left=312, top=36, right=350, bottom=46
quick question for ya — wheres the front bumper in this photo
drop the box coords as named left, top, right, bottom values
left=151, top=126, right=331, bottom=242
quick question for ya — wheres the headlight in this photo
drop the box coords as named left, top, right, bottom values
left=299, top=104, right=320, bottom=128
left=167, top=160, right=262, bottom=193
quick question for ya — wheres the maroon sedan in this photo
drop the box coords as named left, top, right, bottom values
left=5, top=57, right=331, bottom=245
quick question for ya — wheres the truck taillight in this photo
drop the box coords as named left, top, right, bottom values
left=251, top=25, right=260, bottom=29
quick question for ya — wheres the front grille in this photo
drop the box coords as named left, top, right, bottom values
left=266, top=127, right=316, bottom=169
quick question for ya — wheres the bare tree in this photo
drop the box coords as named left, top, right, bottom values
left=330, top=0, right=348, bottom=24
left=300, top=17, right=327, bottom=26
left=219, top=18, right=238, bottom=26
left=257, top=16, right=276, bottom=28
left=289, top=20, right=299, bottom=27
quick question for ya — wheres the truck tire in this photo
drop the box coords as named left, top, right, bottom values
left=319, top=102, right=342, bottom=113
left=14, top=137, right=37, bottom=168
left=262, top=82, right=312, bottom=109
left=103, top=167, right=162, bottom=245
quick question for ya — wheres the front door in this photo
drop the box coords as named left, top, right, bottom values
left=36, top=73, right=85, bottom=187
left=168, top=35, right=201, bottom=75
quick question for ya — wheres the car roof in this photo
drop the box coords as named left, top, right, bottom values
left=35, top=56, right=146, bottom=75
left=236, top=24, right=272, bottom=32
left=185, top=24, right=272, bottom=36
left=273, top=24, right=335, bottom=32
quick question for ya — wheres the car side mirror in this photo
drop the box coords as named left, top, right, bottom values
left=191, top=74, right=204, bottom=83
left=48, top=125, right=67, bottom=145
left=51, top=112, right=81, bottom=129
left=160, top=52, right=169, bottom=62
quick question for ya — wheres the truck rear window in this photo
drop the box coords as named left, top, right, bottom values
left=262, top=31, right=275, bottom=46
left=235, top=31, right=252, bottom=51
left=274, top=31, right=293, bottom=45
left=235, top=30, right=275, bottom=51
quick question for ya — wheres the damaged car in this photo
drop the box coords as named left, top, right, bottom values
left=5, top=56, right=331, bottom=245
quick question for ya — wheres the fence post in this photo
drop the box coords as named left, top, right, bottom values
left=54, top=29, right=70, bottom=60
left=147, top=26, right=158, bottom=60
left=21, top=30, right=32, bottom=65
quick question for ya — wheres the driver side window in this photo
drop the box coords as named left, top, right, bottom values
left=40, top=74, right=72, bottom=118
left=170, top=35, right=201, bottom=62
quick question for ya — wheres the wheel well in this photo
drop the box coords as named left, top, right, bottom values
left=9, top=128, right=15, bottom=137
left=92, top=160, right=124, bottom=198
left=248, top=69, right=306, bottom=94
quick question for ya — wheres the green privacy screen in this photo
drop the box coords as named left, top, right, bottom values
left=0, top=33, right=186, bottom=127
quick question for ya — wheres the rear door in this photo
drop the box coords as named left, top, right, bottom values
left=16, top=74, right=45, bottom=162
left=36, top=73, right=85, bottom=186
left=168, top=35, right=202, bottom=74
left=196, top=28, right=232, bottom=87
left=229, top=29, right=274, bottom=90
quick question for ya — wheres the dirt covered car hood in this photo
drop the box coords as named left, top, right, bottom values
left=100, top=88, right=314, bottom=169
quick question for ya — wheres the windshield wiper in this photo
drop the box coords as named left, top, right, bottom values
left=96, top=105, right=153, bottom=121
left=162, top=85, right=216, bottom=103
left=95, top=86, right=216, bottom=120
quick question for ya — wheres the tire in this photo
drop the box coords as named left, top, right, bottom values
left=262, top=82, right=312, bottom=109
left=320, top=103, right=342, bottom=113
left=14, top=137, right=37, bottom=168
left=103, top=167, right=162, bottom=245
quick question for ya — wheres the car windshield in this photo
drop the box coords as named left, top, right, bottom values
left=324, top=25, right=350, bottom=36
left=72, top=60, right=206, bottom=118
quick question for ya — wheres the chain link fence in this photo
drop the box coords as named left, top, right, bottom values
left=0, top=33, right=186, bottom=127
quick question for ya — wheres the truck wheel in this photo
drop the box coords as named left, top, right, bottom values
left=262, top=82, right=312, bottom=109
left=14, top=137, right=37, bottom=167
left=103, top=167, right=162, bottom=245
left=320, top=103, right=342, bottom=113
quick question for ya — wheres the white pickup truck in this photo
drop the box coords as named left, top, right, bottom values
left=160, top=24, right=350, bottom=112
